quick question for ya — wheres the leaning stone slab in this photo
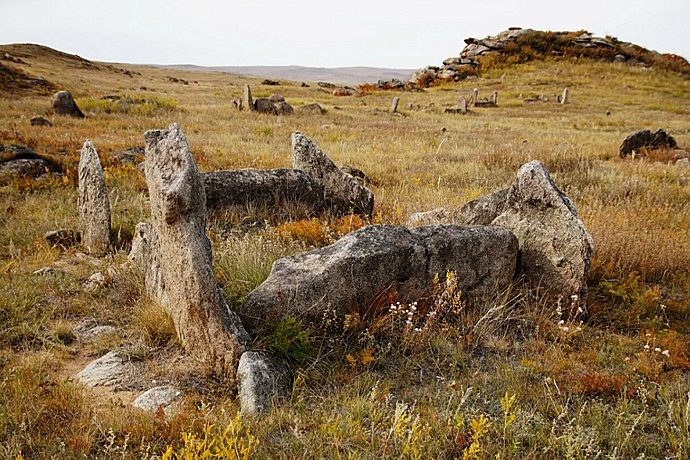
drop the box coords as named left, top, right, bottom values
left=243, top=84, right=254, bottom=112
left=237, top=351, right=292, bottom=415
left=202, top=169, right=325, bottom=216
left=144, top=123, right=250, bottom=378
left=292, top=132, right=374, bottom=216
left=455, top=188, right=509, bottom=226
left=78, top=140, right=111, bottom=255
left=77, top=351, right=132, bottom=387
left=132, top=386, right=181, bottom=412
left=243, top=224, right=517, bottom=327
left=491, top=161, right=593, bottom=303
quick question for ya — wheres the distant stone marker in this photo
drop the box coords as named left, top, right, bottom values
left=560, top=88, right=570, bottom=104
left=244, top=84, right=254, bottom=112
left=51, top=90, right=85, bottom=118
left=78, top=140, right=110, bottom=255
left=143, top=123, right=250, bottom=379
left=391, top=97, right=400, bottom=113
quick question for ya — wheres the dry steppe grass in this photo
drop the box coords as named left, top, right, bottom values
left=1, top=44, right=689, bottom=458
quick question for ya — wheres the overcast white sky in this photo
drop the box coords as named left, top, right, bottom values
left=1, top=0, right=687, bottom=68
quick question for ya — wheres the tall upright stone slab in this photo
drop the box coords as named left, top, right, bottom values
left=78, top=140, right=110, bottom=255
left=560, top=88, right=570, bottom=105
left=292, top=132, right=374, bottom=216
left=491, top=161, right=593, bottom=304
left=390, top=97, right=400, bottom=113
left=244, top=84, right=254, bottom=112
left=144, top=123, right=250, bottom=378
left=458, top=96, right=467, bottom=113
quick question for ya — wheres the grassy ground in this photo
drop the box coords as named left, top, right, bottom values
left=1, top=43, right=689, bottom=459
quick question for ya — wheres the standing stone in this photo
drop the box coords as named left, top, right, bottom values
left=459, top=96, right=467, bottom=112
left=491, top=91, right=498, bottom=105
left=237, top=351, right=292, bottom=415
left=232, top=98, right=243, bottom=111
left=470, top=88, right=478, bottom=107
left=561, top=88, right=570, bottom=105
left=390, top=97, right=400, bottom=113
left=491, top=161, right=593, bottom=304
left=292, top=132, right=374, bottom=216
left=78, top=140, right=110, bottom=255
left=144, top=123, right=250, bottom=378
left=243, top=84, right=254, bottom=112
left=51, top=90, right=85, bottom=118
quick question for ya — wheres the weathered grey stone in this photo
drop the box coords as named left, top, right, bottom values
left=254, top=98, right=278, bottom=114
left=0, top=144, right=62, bottom=181
left=128, top=222, right=164, bottom=304
left=560, top=88, right=570, bottom=104
left=0, top=158, right=52, bottom=179
left=202, top=169, right=325, bottom=216
left=407, top=208, right=451, bottom=227
left=243, top=225, right=518, bottom=327
left=132, top=386, right=181, bottom=412
left=444, top=96, right=468, bottom=114
left=243, top=84, right=254, bottom=112
left=619, top=129, right=678, bottom=157
left=268, top=94, right=285, bottom=103
left=298, top=103, right=324, bottom=115
left=292, top=132, right=374, bottom=216
left=77, top=351, right=132, bottom=387
left=232, top=98, right=243, bottom=111
left=78, top=140, right=111, bottom=255
left=276, top=101, right=294, bottom=115
left=391, top=97, right=400, bottom=113
left=491, top=161, right=593, bottom=303
left=455, top=188, right=509, bottom=226
left=237, top=351, right=292, bottom=415
left=144, top=123, right=250, bottom=378
left=51, top=90, right=85, bottom=118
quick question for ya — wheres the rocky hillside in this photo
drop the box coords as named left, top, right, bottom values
left=410, top=28, right=690, bottom=87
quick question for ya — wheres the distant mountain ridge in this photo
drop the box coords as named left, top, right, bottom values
left=149, top=64, right=417, bottom=85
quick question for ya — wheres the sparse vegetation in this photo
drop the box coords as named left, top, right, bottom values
left=0, top=37, right=689, bottom=459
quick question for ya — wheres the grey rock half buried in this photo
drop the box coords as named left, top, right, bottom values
left=292, top=132, right=374, bottom=216
left=243, top=224, right=518, bottom=328
left=78, top=140, right=111, bottom=255
left=77, top=351, right=132, bottom=387
left=491, top=160, right=594, bottom=303
left=143, top=123, right=250, bottom=379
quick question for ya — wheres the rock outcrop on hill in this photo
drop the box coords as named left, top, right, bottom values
left=409, top=28, right=690, bottom=88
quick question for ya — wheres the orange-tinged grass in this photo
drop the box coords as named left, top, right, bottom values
left=1, top=43, right=689, bottom=458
